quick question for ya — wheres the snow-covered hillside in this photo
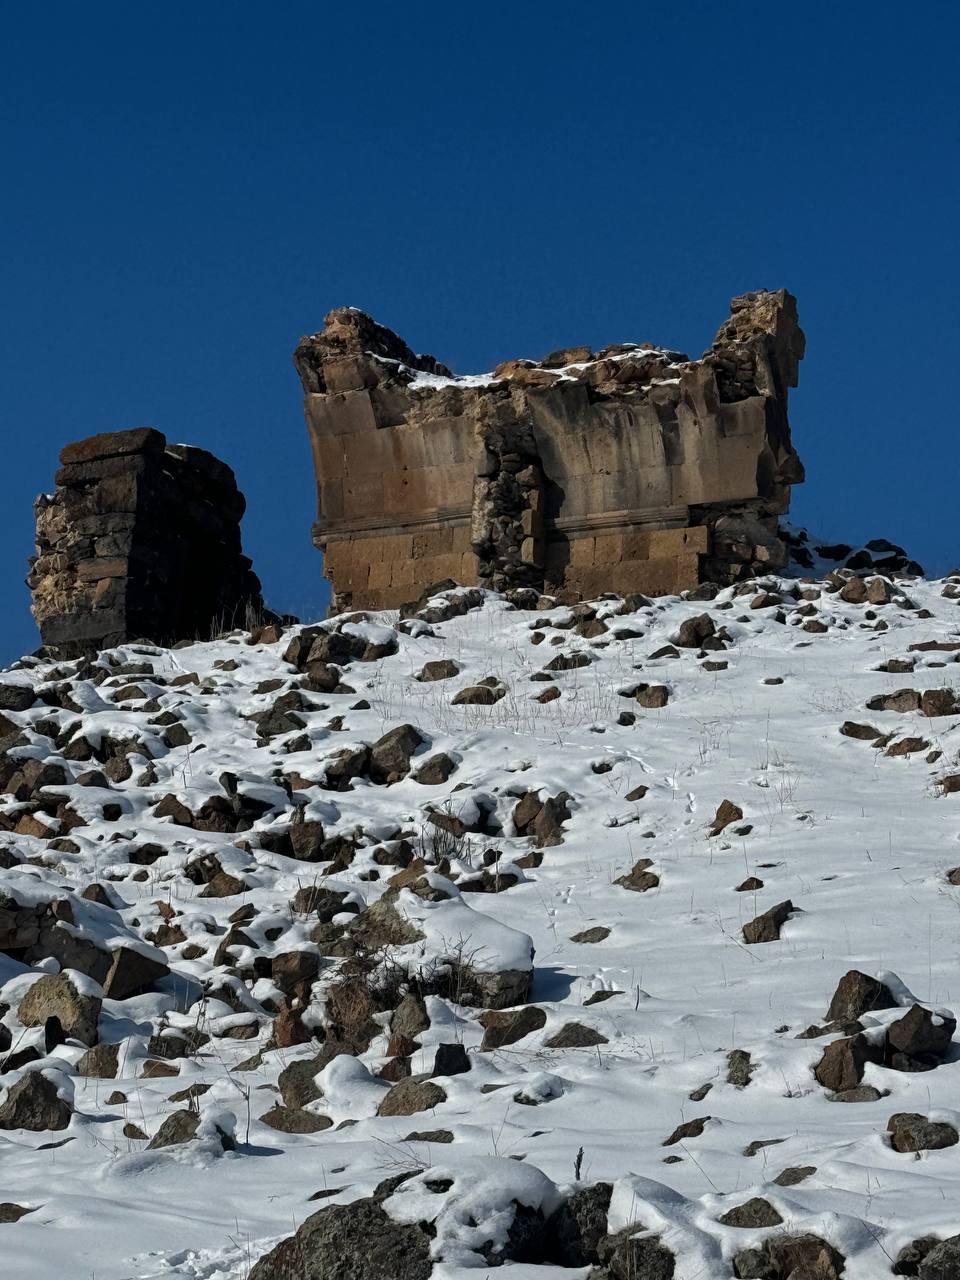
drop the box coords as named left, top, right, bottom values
left=2, top=567, right=960, bottom=1279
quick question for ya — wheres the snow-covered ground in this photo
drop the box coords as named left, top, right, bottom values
left=2, top=568, right=960, bottom=1277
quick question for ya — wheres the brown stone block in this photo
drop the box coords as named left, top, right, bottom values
left=75, top=472, right=140, bottom=515
left=592, top=533, right=625, bottom=564
left=321, top=356, right=379, bottom=393
left=426, top=463, right=475, bottom=513
left=336, top=563, right=371, bottom=591
left=77, top=558, right=128, bottom=582
left=350, top=583, right=415, bottom=611
left=321, top=540, right=351, bottom=573
left=367, top=560, right=394, bottom=590
left=331, top=536, right=384, bottom=567
left=378, top=534, right=414, bottom=561
left=390, top=559, right=416, bottom=588
left=311, top=432, right=350, bottom=481
left=674, top=548, right=702, bottom=586
left=92, top=577, right=125, bottom=608
left=342, top=475, right=384, bottom=518
left=357, top=537, right=385, bottom=564
left=645, top=525, right=709, bottom=556
left=621, top=529, right=654, bottom=560
left=341, top=429, right=388, bottom=478
left=631, top=554, right=698, bottom=597
left=450, top=525, right=474, bottom=553
left=412, top=529, right=449, bottom=559
left=568, top=536, right=596, bottom=567
left=319, top=479, right=344, bottom=522
left=383, top=468, right=432, bottom=515
left=564, top=565, right=608, bottom=597
left=305, top=389, right=378, bottom=438
left=520, top=508, right=544, bottom=538
left=459, top=552, right=480, bottom=585
left=60, top=428, right=165, bottom=467
left=385, top=425, right=428, bottom=473
left=417, top=552, right=465, bottom=582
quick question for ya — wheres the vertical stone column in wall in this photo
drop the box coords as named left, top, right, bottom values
left=694, top=289, right=806, bottom=583
left=471, top=393, right=546, bottom=592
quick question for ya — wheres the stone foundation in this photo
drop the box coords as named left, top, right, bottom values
left=295, top=290, right=805, bottom=611
left=28, top=428, right=265, bottom=657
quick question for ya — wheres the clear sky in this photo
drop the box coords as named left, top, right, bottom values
left=2, top=3, right=958, bottom=663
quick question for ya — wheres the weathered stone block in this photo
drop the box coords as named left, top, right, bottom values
left=30, top=430, right=267, bottom=657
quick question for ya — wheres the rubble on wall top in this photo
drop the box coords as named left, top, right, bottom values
left=294, top=288, right=803, bottom=404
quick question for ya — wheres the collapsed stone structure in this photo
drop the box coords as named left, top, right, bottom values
left=28, top=428, right=265, bottom=657
left=295, top=290, right=805, bottom=611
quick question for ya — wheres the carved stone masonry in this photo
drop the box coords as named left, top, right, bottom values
left=294, top=289, right=805, bottom=611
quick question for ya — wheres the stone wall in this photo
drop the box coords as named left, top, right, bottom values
left=28, top=428, right=266, bottom=657
left=295, top=290, right=805, bottom=611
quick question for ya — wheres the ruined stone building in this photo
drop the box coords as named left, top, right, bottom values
left=294, top=289, right=805, bottom=613
left=28, top=428, right=265, bottom=657
left=28, top=290, right=805, bottom=656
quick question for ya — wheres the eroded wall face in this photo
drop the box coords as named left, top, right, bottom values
left=28, top=428, right=265, bottom=657
left=295, top=290, right=805, bottom=611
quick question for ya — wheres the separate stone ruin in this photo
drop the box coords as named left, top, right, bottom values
left=28, top=428, right=266, bottom=657
left=294, top=289, right=806, bottom=612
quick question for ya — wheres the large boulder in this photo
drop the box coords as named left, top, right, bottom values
left=825, top=970, right=896, bottom=1023
left=249, top=1193, right=432, bottom=1280
left=814, top=1034, right=882, bottom=1092
left=0, top=1072, right=72, bottom=1132
left=887, top=1004, right=956, bottom=1066
left=888, top=1113, right=960, bottom=1154
left=18, top=973, right=101, bottom=1046
left=920, top=1237, right=960, bottom=1279
left=733, top=1233, right=845, bottom=1279
left=593, top=1225, right=676, bottom=1279
left=368, top=725, right=424, bottom=784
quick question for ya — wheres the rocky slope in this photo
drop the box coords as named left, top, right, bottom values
left=1, top=555, right=960, bottom=1278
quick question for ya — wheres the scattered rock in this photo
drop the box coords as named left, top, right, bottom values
left=742, top=900, right=795, bottom=944
left=595, top=1224, right=676, bottom=1279
left=918, top=1236, right=960, bottom=1278
left=615, top=859, right=660, bottom=892
left=772, top=1166, right=816, bottom=1186
left=676, top=614, right=716, bottom=648
left=571, top=926, right=610, bottom=944
left=416, top=660, right=460, bottom=682
left=260, top=1107, right=332, bottom=1134
left=826, top=970, right=896, bottom=1023
left=0, top=1202, right=38, bottom=1222
left=888, top=1112, right=960, bottom=1153
left=544, top=1023, right=608, bottom=1049
left=412, top=753, right=457, bottom=785
left=75, top=1043, right=119, bottom=1078
left=18, top=973, right=101, bottom=1046
left=479, top=1006, right=546, bottom=1050
left=717, top=1197, right=783, bottom=1228
left=248, top=1191, right=433, bottom=1280
left=887, top=1004, right=956, bottom=1065
left=663, top=1116, right=708, bottom=1145
left=814, top=1034, right=882, bottom=1092
left=726, top=1049, right=753, bottom=1087
left=0, top=1072, right=72, bottom=1131
left=733, top=1234, right=845, bottom=1280
left=368, top=724, right=424, bottom=784
left=376, top=1077, right=446, bottom=1117
left=709, top=799, right=743, bottom=835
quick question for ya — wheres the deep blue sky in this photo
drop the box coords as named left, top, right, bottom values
left=2, top=4, right=957, bottom=662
